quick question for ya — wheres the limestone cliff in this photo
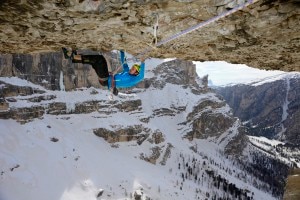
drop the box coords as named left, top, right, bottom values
left=0, top=52, right=102, bottom=90
left=0, top=51, right=202, bottom=91
left=217, top=73, right=300, bottom=145
left=0, top=0, right=299, bottom=71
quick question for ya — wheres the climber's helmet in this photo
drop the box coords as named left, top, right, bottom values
left=129, top=64, right=141, bottom=76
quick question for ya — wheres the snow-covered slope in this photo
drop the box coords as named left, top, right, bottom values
left=249, top=72, right=300, bottom=87
left=248, top=136, right=300, bottom=168
left=0, top=60, right=285, bottom=200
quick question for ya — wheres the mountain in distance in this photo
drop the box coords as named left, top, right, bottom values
left=216, top=72, right=300, bottom=200
left=216, top=72, right=300, bottom=145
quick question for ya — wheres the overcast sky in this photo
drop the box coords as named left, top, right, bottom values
left=194, top=61, right=286, bottom=86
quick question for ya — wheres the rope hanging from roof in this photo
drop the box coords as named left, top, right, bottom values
left=135, top=0, right=257, bottom=59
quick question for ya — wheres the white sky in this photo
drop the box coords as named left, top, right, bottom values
left=195, top=61, right=286, bottom=86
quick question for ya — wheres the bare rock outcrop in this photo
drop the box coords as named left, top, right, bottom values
left=0, top=0, right=299, bottom=71
left=0, top=80, right=142, bottom=122
left=0, top=52, right=102, bottom=91
left=184, top=99, right=236, bottom=140
left=93, top=125, right=150, bottom=144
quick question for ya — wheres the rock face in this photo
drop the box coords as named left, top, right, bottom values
left=0, top=51, right=203, bottom=92
left=93, top=125, right=153, bottom=144
left=0, top=80, right=143, bottom=123
left=0, top=0, right=299, bottom=71
left=217, top=73, right=300, bottom=145
left=143, top=59, right=204, bottom=93
left=185, top=99, right=235, bottom=139
left=0, top=51, right=120, bottom=90
left=283, top=169, right=300, bottom=200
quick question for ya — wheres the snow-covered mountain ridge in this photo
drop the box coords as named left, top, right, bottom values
left=0, top=60, right=291, bottom=200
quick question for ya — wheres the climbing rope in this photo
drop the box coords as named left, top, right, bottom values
left=153, top=13, right=159, bottom=45
left=136, top=0, right=258, bottom=59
